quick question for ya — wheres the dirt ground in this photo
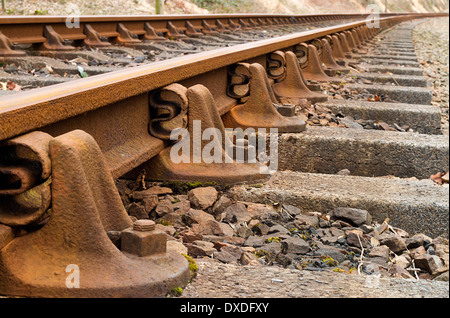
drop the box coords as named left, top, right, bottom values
left=181, top=258, right=449, bottom=298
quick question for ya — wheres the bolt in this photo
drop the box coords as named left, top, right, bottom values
left=121, top=220, right=166, bottom=257
left=133, top=219, right=156, bottom=232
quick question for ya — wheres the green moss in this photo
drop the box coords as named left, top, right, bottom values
left=332, top=267, right=344, bottom=273
left=266, top=237, right=282, bottom=243
left=158, top=219, right=172, bottom=226
left=255, top=250, right=266, bottom=258
left=161, top=181, right=218, bottom=193
left=255, top=249, right=275, bottom=259
left=34, top=9, right=48, bottom=15
left=322, top=256, right=339, bottom=267
left=171, top=286, right=183, bottom=297
left=300, top=259, right=311, bottom=268
left=255, top=249, right=276, bottom=265
left=183, top=254, right=198, bottom=279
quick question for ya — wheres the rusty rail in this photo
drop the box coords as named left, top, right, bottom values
left=0, top=13, right=443, bottom=55
left=0, top=13, right=416, bottom=42
left=0, top=13, right=446, bottom=178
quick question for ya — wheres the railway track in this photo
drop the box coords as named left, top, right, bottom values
left=0, top=12, right=448, bottom=298
left=0, top=13, right=440, bottom=90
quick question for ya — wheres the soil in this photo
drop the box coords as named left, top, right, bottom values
left=181, top=258, right=449, bottom=298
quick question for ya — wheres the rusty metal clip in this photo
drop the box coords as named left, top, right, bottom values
left=0, top=177, right=52, bottom=227
left=222, top=63, right=306, bottom=133
left=227, top=63, right=251, bottom=100
left=185, top=21, right=203, bottom=37
left=267, top=51, right=287, bottom=82
left=215, top=19, right=231, bottom=33
left=83, top=24, right=111, bottom=47
left=115, top=23, right=141, bottom=45
left=167, top=21, right=187, bottom=39
left=149, top=83, right=188, bottom=140
left=0, top=131, right=53, bottom=195
left=201, top=20, right=218, bottom=35
left=0, top=131, right=53, bottom=227
left=37, top=25, right=75, bottom=51
left=0, top=130, right=190, bottom=297
left=311, top=38, right=349, bottom=75
left=134, top=84, right=269, bottom=184
left=271, top=51, right=328, bottom=104
left=0, top=31, right=26, bottom=57
left=325, top=34, right=346, bottom=62
left=294, top=43, right=333, bottom=82
left=142, top=22, right=166, bottom=41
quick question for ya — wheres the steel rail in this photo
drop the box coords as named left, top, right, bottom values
left=0, top=13, right=439, bottom=46
left=0, top=14, right=436, bottom=138
left=0, top=13, right=446, bottom=178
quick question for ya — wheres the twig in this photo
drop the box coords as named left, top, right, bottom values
left=389, top=75, right=400, bottom=86
left=388, top=224, right=420, bottom=280
left=356, top=233, right=365, bottom=275
left=280, top=206, right=294, bottom=220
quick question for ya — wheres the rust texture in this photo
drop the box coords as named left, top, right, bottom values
left=223, top=62, right=306, bottom=132
left=138, top=83, right=269, bottom=183
left=0, top=13, right=447, bottom=297
left=0, top=14, right=442, bottom=184
left=271, top=50, right=328, bottom=103
left=1, top=14, right=436, bottom=141
left=0, top=13, right=445, bottom=55
left=0, top=132, right=53, bottom=227
left=0, top=130, right=190, bottom=297
left=0, top=31, right=25, bottom=57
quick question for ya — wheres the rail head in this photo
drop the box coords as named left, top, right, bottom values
left=0, top=12, right=438, bottom=24
left=0, top=12, right=447, bottom=44
left=1, top=14, right=437, bottom=141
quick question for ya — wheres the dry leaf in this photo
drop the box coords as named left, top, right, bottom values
left=391, top=226, right=409, bottom=238
left=430, top=172, right=444, bottom=184
left=6, top=81, right=22, bottom=91
left=45, top=64, right=54, bottom=74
